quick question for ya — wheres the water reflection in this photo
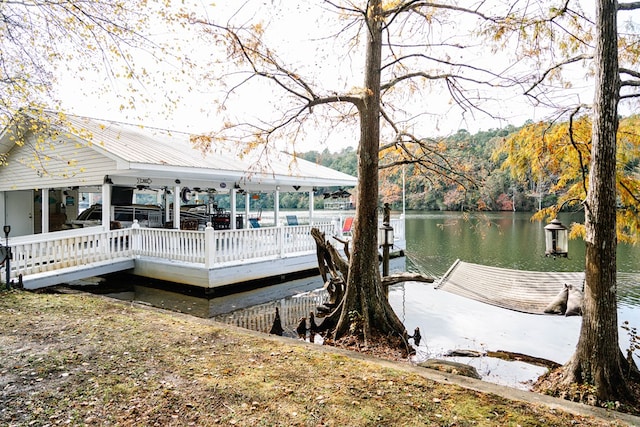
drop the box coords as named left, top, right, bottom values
left=106, top=211, right=639, bottom=390
left=108, top=274, right=327, bottom=320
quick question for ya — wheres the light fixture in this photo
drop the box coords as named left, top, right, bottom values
left=378, top=224, right=394, bottom=248
left=293, top=185, right=301, bottom=191
left=2, top=225, right=10, bottom=290
left=103, top=175, right=113, bottom=185
left=175, top=179, right=181, bottom=185
left=544, top=218, right=569, bottom=258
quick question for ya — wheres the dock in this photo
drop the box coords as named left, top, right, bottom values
left=4, top=216, right=406, bottom=291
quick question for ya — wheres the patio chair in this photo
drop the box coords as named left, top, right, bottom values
left=342, top=216, right=354, bottom=236
left=249, top=218, right=261, bottom=228
left=286, top=215, right=299, bottom=226
left=180, top=218, right=199, bottom=230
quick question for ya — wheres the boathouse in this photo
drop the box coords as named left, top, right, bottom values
left=0, top=112, right=405, bottom=291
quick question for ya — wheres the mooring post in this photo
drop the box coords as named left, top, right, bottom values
left=204, top=222, right=215, bottom=269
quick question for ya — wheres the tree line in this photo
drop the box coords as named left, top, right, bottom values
left=302, top=115, right=640, bottom=222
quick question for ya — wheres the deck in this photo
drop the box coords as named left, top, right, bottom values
left=4, top=217, right=406, bottom=291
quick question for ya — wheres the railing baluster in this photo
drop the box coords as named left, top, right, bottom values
left=7, top=219, right=363, bottom=283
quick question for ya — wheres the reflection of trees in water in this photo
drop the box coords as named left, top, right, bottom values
left=214, top=289, right=328, bottom=337
left=618, top=273, right=640, bottom=307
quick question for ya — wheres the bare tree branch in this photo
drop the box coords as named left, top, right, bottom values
left=524, top=54, right=593, bottom=96
left=618, top=2, right=640, bottom=11
left=567, top=106, right=589, bottom=197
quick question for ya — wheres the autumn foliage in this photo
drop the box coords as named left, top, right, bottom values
left=495, top=115, right=640, bottom=244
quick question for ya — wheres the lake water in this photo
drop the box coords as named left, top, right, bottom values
left=110, top=211, right=640, bottom=390
left=404, top=211, right=638, bottom=275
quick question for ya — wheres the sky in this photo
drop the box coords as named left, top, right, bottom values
left=55, top=1, right=640, bottom=153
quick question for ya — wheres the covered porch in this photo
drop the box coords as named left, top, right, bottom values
left=1, top=112, right=405, bottom=290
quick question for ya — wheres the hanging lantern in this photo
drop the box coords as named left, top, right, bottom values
left=544, top=218, right=569, bottom=258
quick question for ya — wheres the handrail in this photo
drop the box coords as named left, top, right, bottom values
left=9, top=228, right=131, bottom=277
left=4, top=216, right=404, bottom=282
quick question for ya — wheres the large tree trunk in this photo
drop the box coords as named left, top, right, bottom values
left=333, top=0, right=406, bottom=344
left=561, top=0, right=633, bottom=402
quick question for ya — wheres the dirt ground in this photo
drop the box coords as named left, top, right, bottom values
left=0, top=289, right=637, bottom=426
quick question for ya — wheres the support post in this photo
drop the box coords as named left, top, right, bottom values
left=204, top=222, right=215, bottom=268
left=244, top=192, right=250, bottom=228
left=173, top=185, right=181, bottom=229
left=131, top=220, right=141, bottom=252
left=382, top=244, right=390, bottom=278
left=308, top=190, right=314, bottom=225
left=42, top=188, right=50, bottom=233
left=230, top=189, right=237, bottom=230
left=274, top=188, right=280, bottom=227
left=102, top=178, right=112, bottom=231
left=3, top=225, right=11, bottom=289
left=4, top=247, right=10, bottom=290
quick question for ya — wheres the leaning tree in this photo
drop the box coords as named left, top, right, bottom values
left=191, top=1, right=516, bottom=345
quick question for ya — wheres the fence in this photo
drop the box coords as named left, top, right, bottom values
left=4, top=216, right=405, bottom=283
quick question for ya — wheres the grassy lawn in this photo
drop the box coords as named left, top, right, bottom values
left=0, top=290, right=633, bottom=426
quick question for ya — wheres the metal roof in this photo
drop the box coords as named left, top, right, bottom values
left=1, top=112, right=358, bottom=191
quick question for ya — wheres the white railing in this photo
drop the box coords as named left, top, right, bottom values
left=3, top=217, right=402, bottom=282
left=134, top=227, right=207, bottom=263
left=390, top=217, right=405, bottom=244
left=8, top=227, right=132, bottom=277
left=133, top=221, right=335, bottom=267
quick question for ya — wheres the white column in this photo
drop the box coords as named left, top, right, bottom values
left=308, top=190, right=314, bottom=225
left=204, top=222, right=215, bottom=268
left=101, top=180, right=112, bottom=231
left=173, top=185, right=181, bottom=229
left=274, top=188, right=280, bottom=227
left=244, top=192, right=250, bottom=227
left=164, top=188, right=171, bottom=225
left=0, top=192, right=5, bottom=227
left=230, top=189, right=237, bottom=230
left=41, top=188, right=50, bottom=233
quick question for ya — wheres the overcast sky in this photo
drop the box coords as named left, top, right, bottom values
left=56, top=1, right=640, bottom=153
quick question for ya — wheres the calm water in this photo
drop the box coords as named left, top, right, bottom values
left=389, top=211, right=640, bottom=388
left=404, top=211, right=638, bottom=276
left=403, top=211, right=640, bottom=309
left=112, top=211, right=640, bottom=389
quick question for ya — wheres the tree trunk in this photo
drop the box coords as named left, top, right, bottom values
left=561, top=0, right=633, bottom=402
left=333, top=0, right=406, bottom=344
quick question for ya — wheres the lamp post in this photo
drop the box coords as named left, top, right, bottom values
left=544, top=218, right=568, bottom=258
left=3, top=225, right=11, bottom=289
left=378, top=203, right=394, bottom=278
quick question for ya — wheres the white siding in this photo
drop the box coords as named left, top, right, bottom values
left=0, top=131, right=118, bottom=191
